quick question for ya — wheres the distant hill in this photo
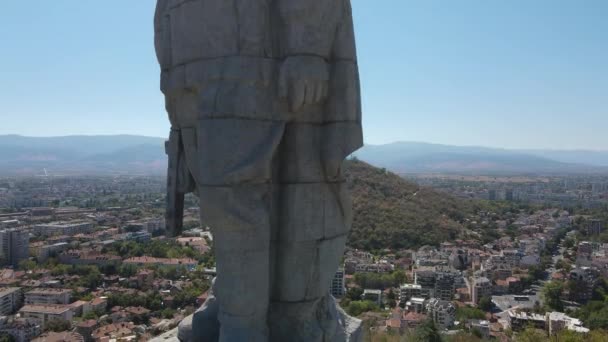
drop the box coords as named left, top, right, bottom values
left=344, top=159, right=472, bottom=250
left=0, top=135, right=166, bottom=175
left=354, top=141, right=608, bottom=175
left=2, top=135, right=608, bottom=176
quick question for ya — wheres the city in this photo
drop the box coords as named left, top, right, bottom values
left=2, top=1, right=607, bottom=341
left=1, top=169, right=608, bottom=341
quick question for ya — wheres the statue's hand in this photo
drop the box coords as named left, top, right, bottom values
left=279, top=56, right=329, bottom=112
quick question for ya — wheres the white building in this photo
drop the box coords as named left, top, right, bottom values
left=362, top=289, right=382, bottom=306
left=547, top=312, right=589, bottom=335
left=399, top=283, right=422, bottom=304
left=405, top=297, right=426, bottom=313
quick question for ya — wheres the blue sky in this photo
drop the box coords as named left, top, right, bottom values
left=0, top=0, right=606, bottom=150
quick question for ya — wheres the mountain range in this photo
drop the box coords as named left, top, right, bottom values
left=1, top=135, right=608, bottom=176
left=354, top=142, right=608, bottom=175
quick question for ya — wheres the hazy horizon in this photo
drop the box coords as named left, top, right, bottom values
left=1, top=0, right=607, bottom=150
left=4, top=133, right=608, bottom=153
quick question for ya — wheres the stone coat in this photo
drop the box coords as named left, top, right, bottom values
left=155, top=0, right=363, bottom=165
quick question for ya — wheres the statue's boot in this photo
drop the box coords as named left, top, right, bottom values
left=187, top=278, right=219, bottom=342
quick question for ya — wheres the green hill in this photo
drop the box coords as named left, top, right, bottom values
left=345, top=159, right=473, bottom=250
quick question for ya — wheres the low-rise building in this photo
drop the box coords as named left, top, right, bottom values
left=508, top=310, right=545, bottom=331
left=405, top=297, right=426, bottom=313
left=468, top=320, right=491, bottom=339
left=59, top=251, right=121, bottom=267
left=19, top=305, right=74, bottom=329
left=402, top=311, right=427, bottom=329
left=363, top=289, right=382, bottom=306
left=176, top=237, right=210, bottom=254
left=123, top=256, right=197, bottom=271
left=91, top=322, right=136, bottom=342
left=37, top=242, right=70, bottom=262
left=399, top=284, right=422, bottom=304
left=547, top=311, right=589, bottom=335
left=76, top=320, right=98, bottom=342
left=125, top=231, right=151, bottom=243
left=33, top=221, right=93, bottom=237
left=87, top=297, right=108, bottom=314
left=25, top=288, right=72, bottom=305
left=32, top=331, right=85, bottom=342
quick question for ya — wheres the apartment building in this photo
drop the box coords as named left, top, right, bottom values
left=25, top=288, right=72, bottom=305
left=33, top=221, right=93, bottom=237
left=425, top=298, right=456, bottom=330
left=0, top=287, right=23, bottom=315
left=330, top=268, right=345, bottom=298
left=19, top=305, right=74, bottom=329
left=0, top=229, right=29, bottom=267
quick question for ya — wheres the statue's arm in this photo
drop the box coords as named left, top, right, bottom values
left=277, top=0, right=344, bottom=112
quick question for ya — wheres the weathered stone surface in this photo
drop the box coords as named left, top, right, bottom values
left=152, top=295, right=363, bottom=342
left=155, top=0, right=362, bottom=340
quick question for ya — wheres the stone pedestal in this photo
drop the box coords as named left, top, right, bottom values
left=150, top=297, right=362, bottom=342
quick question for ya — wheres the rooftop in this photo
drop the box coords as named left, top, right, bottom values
left=32, top=332, right=84, bottom=342
left=0, top=287, right=21, bottom=297
left=26, top=288, right=72, bottom=295
left=19, top=304, right=72, bottom=314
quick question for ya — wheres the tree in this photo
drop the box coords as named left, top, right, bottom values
left=543, top=281, right=564, bottom=311
left=161, top=308, right=177, bottom=319
left=0, top=334, right=15, bottom=342
left=18, top=259, right=37, bottom=271
left=118, top=264, right=138, bottom=278
left=515, top=327, right=546, bottom=342
left=455, top=306, right=485, bottom=321
left=413, top=319, right=442, bottom=342
left=478, top=296, right=493, bottom=311
left=555, top=259, right=572, bottom=273
left=386, top=288, right=397, bottom=308
left=346, top=287, right=363, bottom=301
left=45, top=318, right=71, bottom=332
left=346, top=300, right=379, bottom=317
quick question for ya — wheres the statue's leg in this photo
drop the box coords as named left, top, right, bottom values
left=270, top=123, right=353, bottom=342
left=187, top=118, right=285, bottom=342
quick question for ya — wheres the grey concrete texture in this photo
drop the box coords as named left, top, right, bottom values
left=155, top=0, right=363, bottom=341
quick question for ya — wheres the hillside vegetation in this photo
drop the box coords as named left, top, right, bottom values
left=345, top=159, right=473, bottom=250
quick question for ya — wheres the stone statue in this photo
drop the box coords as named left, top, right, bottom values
left=154, top=0, right=362, bottom=341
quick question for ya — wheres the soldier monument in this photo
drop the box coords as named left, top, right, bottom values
left=154, top=0, right=363, bottom=341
